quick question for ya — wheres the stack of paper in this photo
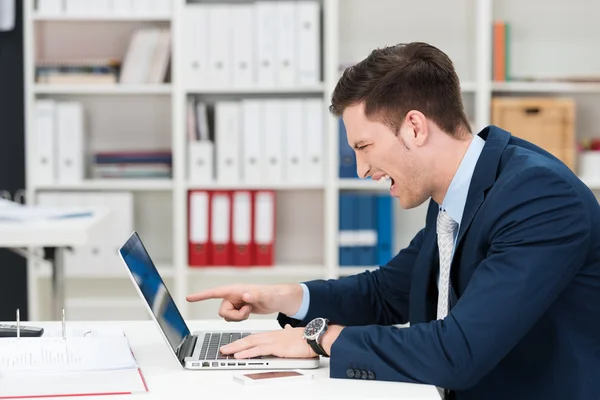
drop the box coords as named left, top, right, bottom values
left=0, top=326, right=148, bottom=399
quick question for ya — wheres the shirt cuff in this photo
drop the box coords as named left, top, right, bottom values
left=289, top=283, right=310, bottom=320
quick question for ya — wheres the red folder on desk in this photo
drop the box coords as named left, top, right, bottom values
left=232, top=190, right=254, bottom=266
left=252, top=190, right=275, bottom=266
left=210, top=191, right=233, bottom=266
left=188, top=190, right=210, bottom=266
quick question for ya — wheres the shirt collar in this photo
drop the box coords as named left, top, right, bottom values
left=441, top=134, right=486, bottom=225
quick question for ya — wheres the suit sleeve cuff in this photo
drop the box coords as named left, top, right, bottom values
left=276, top=283, right=310, bottom=328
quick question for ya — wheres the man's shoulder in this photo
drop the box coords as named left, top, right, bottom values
left=497, top=137, right=578, bottom=187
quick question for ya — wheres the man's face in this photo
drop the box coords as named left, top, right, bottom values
left=343, top=102, right=431, bottom=209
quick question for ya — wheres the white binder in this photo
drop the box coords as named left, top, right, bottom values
left=34, top=99, right=56, bottom=185
left=188, top=141, right=214, bottom=184
left=283, top=100, right=304, bottom=183
left=255, top=2, right=276, bottom=87
left=303, top=98, right=324, bottom=184
left=56, top=102, right=84, bottom=184
left=276, top=1, right=297, bottom=87
left=241, top=99, right=263, bottom=184
left=215, top=101, right=241, bottom=184
left=183, top=6, right=208, bottom=89
left=232, top=4, right=255, bottom=88
left=207, top=5, right=232, bottom=88
left=263, top=100, right=284, bottom=184
left=296, top=1, right=321, bottom=86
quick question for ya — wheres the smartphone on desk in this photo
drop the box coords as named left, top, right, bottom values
left=233, top=370, right=314, bottom=386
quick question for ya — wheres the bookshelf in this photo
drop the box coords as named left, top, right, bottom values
left=23, top=0, right=600, bottom=321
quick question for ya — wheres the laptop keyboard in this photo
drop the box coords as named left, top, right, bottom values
left=199, top=332, right=252, bottom=360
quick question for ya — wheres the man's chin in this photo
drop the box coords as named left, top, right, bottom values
left=396, top=195, right=424, bottom=210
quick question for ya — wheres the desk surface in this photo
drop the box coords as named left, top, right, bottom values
left=0, top=208, right=108, bottom=247
left=23, top=319, right=439, bottom=400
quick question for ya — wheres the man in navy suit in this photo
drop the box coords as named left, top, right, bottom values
left=186, top=42, right=600, bottom=399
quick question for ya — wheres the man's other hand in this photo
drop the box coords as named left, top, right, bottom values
left=220, top=324, right=316, bottom=359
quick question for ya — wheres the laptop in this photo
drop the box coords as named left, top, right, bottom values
left=118, top=231, right=320, bottom=370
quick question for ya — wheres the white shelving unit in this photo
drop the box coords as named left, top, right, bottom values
left=23, top=0, right=600, bottom=321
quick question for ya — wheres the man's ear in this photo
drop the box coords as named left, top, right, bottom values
left=402, top=110, right=428, bottom=148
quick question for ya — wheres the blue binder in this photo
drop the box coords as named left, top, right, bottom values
left=338, top=118, right=357, bottom=178
left=338, top=192, right=355, bottom=266
left=355, top=193, right=377, bottom=266
left=376, top=194, right=394, bottom=265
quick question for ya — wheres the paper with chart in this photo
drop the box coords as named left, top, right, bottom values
left=0, top=336, right=138, bottom=373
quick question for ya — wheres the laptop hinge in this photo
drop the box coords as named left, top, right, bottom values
left=176, top=335, right=197, bottom=364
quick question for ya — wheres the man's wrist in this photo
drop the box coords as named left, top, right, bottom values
left=278, top=283, right=305, bottom=317
left=321, top=324, right=344, bottom=357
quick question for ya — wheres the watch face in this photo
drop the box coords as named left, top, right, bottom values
left=304, top=318, right=324, bottom=339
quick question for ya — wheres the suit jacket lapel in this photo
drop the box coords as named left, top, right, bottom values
left=455, top=126, right=511, bottom=250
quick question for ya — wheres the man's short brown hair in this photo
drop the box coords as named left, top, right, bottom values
left=330, top=42, right=471, bottom=136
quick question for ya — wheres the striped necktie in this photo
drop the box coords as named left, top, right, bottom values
left=436, top=209, right=457, bottom=399
left=436, top=209, right=457, bottom=319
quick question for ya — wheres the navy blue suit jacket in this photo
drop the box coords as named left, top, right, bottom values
left=279, top=126, right=600, bottom=399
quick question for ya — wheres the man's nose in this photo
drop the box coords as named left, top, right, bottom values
left=356, top=154, right=369, bottom=179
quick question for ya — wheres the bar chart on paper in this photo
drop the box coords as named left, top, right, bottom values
left=0, top=337, right=138, bottom=373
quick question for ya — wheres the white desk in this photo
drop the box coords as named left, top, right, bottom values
left=0, top=209, right=107, bottom=319
left=13, top=319, right=439, bottom=399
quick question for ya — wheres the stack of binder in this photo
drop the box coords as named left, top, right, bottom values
left=338, top=192, right=395, bottom=267
left=34, top=100, right=85, bottom=185
left=188, top=190, right=276, bottom=268
left=183, top=1, right=321, bottom=89
left=187, top=98, right=324, bottom=185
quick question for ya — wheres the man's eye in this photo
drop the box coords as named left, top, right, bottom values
left=356, top=145, right=367, bottom=151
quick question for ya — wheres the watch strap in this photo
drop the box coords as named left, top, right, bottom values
left=307, top=339, right=329, bottom=357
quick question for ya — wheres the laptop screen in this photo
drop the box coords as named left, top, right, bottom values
left=119, top=232, right=190, bottom=355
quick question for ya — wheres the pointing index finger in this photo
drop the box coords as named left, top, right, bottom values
left=186, top=286, right=232, bottom=302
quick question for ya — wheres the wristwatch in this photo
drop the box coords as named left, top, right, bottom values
left=303, top=317, right=330, bottom=357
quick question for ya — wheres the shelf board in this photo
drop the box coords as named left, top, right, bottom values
left=33, top=14, right=172, bottom=22
left=338, top=266, right=379, bottom=277
left=34, top=84, right=172, bottom=95
left=337, top=178, right=390, bottom=191
left=35, top=179, right=173, bottom=191
left=187, top=182, right=324, bottom=191
left=492, top=81, right=600, bottom=93
left=186, top=84, right=325, bottom=95
left=187, top=265, right=325, bottom=277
